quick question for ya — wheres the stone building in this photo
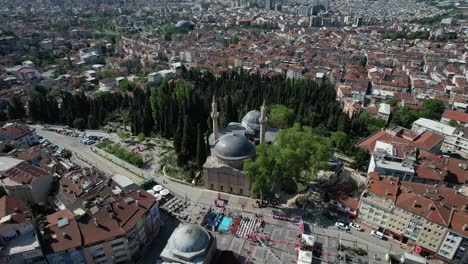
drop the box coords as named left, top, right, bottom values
left=202, top=98, right=279, bottom=196
left=160, top=224, right=216, bottom=264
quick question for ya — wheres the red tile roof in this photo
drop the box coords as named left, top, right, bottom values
left=326, top=184, right=359, bottom=210
left=367, top=172, right=400, bottom=200
left=358, top=128, right=442, bottom=156
left=442, top=109, right=468, bottom=123
left=397, top=182, right=468, bottom=227
left=417, top=151, right=468, bottom=185
left=0, top=195, right=30, bottom=224
left=59, top=168, right=107, bottom=202
left=12, top=147, right=42, bottom=161
left=77, top=190, right=156, bottom=246
left=450, top=211, right=468, bottom=237
left=1, top=161, right=51, bottom=184
left=43, top=209, right=82, bottom=254
left=413, top=132, right=443, bottom=151
left=0, top=124, right=34, bottom=140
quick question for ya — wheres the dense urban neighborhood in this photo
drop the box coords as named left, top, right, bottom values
left=0, top=0, right=467, bottom=264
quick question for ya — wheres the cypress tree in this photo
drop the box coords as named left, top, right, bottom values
left=87, top=115, right=98, bottom=129
left=173, top=115, right=183, bottom=154
left=180, top=115, right=191, bottom=161
left=196, top=124, right=207, bottom=170
left=224, top=94, right=235, bottom=123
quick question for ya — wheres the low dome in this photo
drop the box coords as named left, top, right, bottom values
left=241, top=110, right=261, bottom=131
left=173, top=225, right=210, bottom=253
left=213, top=133, right=256, bottom=160
left=242, top=110, right=261, bottom=125
left=176, top=20, right=195, bottom=29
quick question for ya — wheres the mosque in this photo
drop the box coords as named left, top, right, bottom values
left=160, top=224, right=216, bottom=264
left=202, top=98, right=279, bottom=196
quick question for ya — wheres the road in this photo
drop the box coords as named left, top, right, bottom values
left=33, top=125, right=432, bottom=264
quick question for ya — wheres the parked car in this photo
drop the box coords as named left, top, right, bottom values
left=349, top=223, right=362, bottom=231
left=335, top=222, right=350, bottom=231
left=56, top=147, right=64, bottom=154
left=82, top=139, right=95, bottom=145
left=371, top=230, right=384, bottom=239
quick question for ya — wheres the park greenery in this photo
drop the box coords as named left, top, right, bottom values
left=390, top=98, right=445, bottom=128
left=12, top=68, right=446, bottom=184
left=96, top=140, right=144, bottom=167
left=244, top=124, right=333, bottom=198
left=268, top=105, right=295, bottom=129
left=381, top=30, right=430, bottom=41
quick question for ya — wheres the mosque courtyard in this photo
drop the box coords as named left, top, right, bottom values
left=139, top=189, right=404, bottom=264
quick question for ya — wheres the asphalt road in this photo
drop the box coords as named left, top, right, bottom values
left=32, top=125, right=434, bottom=264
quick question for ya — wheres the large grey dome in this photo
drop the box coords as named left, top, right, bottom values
left=213, top=133, right=256, bottom=160
left=241, top=110, right=261, bottom=131
left=173, top=225, right=209, bottom=253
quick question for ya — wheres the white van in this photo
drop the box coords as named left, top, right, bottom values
left=371, top=230, right=384, bottom=239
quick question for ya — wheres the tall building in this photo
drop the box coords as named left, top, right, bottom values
left=265, top=0, right=271, bottom=10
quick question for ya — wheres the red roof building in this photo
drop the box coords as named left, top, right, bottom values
left=441, top=109, right=468, bottom=127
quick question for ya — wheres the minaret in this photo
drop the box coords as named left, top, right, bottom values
left=259, top=99, right=268, bottom=144
left=211, top=96, right=219, bottom=141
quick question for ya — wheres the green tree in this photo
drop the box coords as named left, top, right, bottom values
left=331, top=131, right=349, bottom=150
left=245, top=124, right=333, bottom=198
left=179, top=115, right=191, bottom=165
left=117, top=131, right=129, bottom=140
left=87, top=115, right=98, bottom=129
left=119, top=78, right=130, bottom=91
left=359, top=111, right=386, bottom=133
left=448, top=120, right=458, bottom=127
left=352, top=148, right=370, bottom=171
left=229, top=36, right=239, bottom=44
left=6, top=97, right=25, bottom=120
left=386, top=98, right=399, bottom=107
left=357, top=57, right=367, bottom=67
left=269, top=105, right=294, bottom=129
left=62, top=149, right=72, bottom=160
left=73, top=118, right=86, bottom=130
left=420, top=99, right=445, bottom=120
left=391, top=106, right=419, bottom=128
left=137, top=132, right=146, bottom=142
left=173, top=116, right=183, bottom=154
left=196, top=124, right=207, bottom=170
left=244, top=143, right=277, bottom=202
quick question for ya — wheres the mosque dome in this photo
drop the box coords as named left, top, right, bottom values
left=172, top=225, right=210, bottom=253
left=175, top=20, right=195, bottom=29
left=213, top=133, right=256, bottom=160
left=241, top=110, right=261, bottom=131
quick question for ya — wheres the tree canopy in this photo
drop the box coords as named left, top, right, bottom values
left=245, top=124, right=333, bottom=197
left=390, top=99, right=446, bottom=128
left=269, top=104, right=295, bottom=129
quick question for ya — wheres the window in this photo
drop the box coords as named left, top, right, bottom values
left=240, top=189, right=243, bottom=194
left=230, top=187, right=233, bottom=192
left=93, top=253, right=106, bottom=260
left=210, top=184, right=214, bottom=189
left=111, top=241, right=124, bottom=247
left=220, top=186, right=223, bottom=191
